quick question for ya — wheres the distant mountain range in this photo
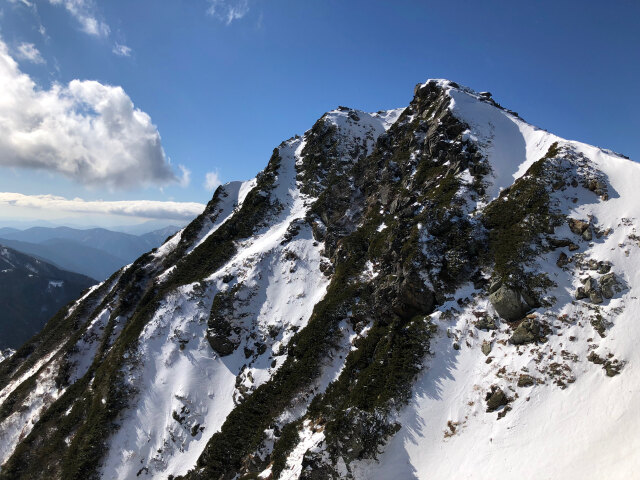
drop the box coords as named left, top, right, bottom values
left=0, top=225, right=179, bottom=280
left=0, top=246, right=95, bottom=349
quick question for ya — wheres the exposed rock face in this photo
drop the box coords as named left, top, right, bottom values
left=489, top=285, right=534, bottom=321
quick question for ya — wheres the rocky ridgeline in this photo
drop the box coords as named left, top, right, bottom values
left=0, top=80, right=636, bottom=480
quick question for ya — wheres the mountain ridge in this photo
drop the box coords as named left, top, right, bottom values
left=0, top=79, right=638, bottom=480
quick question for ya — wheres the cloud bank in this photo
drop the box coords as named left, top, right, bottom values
left=0, top=192, right=205, bottom=220
left=0, top=38, right=187, bottom=189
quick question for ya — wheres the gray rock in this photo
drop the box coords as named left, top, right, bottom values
left=557, top=252, right=569, bottom=267
left=481, top=340, right=492, bottom=356
left=547, top=237, right=572, bottom=249
left=489, top=285, right=533, bottom=321
left=589, top=290, right=603, bottom=304
left=582, top=228, right=593, bottom=241
left=600, top=272, right=620, bottom=299
left=598, top=263, right=612, bottom=274
left=582, top=276, right=597, bottom=292
left=485, top=386, right=509, bottom=412
left=517, top=374, right=536, bottom=387
left=475, top=314, right=498, bottom=331
left=509, top=318, right=541, bottom=345
left=568, top=218, right=589, bottom=235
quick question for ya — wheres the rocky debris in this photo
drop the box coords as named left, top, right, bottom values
left=586, top=178, right=608, bottom=200
left=517, top=374, right=536, bottom=387
left=481, top=340, right=492, bottom=356
left=485, top=386, right=510, bottom=412
left=590, top=315, right=607, bottom=338
left=568, top=218, right=589, bottom=235
left=509, top=318, right=541, bottom=345
left=281, top=218, right=305, bottom=245
left=587, top=351, right=624, bottom=377
left=576, top=273, right=621, bottom=304
left=568, top=218, right=592, bottom=241
left=568, top=243, right=580, bottom=251
left=474, top=313, right=498, bottom=330
left=576, top=277, right=600, bottom=303
left=489, top=285, right=535, bottom=321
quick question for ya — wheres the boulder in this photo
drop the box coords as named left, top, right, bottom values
left=517, top=374, right=536, bottom=387
left=589, top=290, right=603, bottom=304
left=568, top=218, right=589, bottom=235
left=392, top=271, right=435, bottom=320
left=485, top=386, right=509, bottom=412
left=481, top=340, right=492, bottom=356
left=556, top=252, right=569, bottom=267
left=600, top=272, right=620, bottom=299
left=489, top=285, right=533, bottom=321
left=509, top=318, right=541, bottom=345
left=548, top=237, right=572, bottom=249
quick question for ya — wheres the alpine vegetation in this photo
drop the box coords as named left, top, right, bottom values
left=0, top=80, right=638, bottom=479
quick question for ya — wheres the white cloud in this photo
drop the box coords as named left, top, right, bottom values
left=0, top=38, right=184, bottom=189
left=15, top=42, right=44, bottom=64
left=207, top=0, right=250, bottom=25
left=112, top=43, right=132, bottom=57
left=8, top=0, right=34, bottom=8
left=204, top=171, right=221, bottom=191
left=0, top=192, right=205, bottom=220
left=179, top=165, right=191, bottom=187
left=48, top=0, right=110, bottom=37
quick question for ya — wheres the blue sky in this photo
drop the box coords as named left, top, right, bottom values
left=0, top=0, right=638, bottom=226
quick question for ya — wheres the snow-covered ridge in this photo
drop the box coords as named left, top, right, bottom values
left=3, top=79, right=640, bottom=480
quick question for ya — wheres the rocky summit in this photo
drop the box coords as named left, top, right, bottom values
left=0, top=80, right=639, bottom=479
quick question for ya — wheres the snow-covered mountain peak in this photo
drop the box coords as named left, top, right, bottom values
left=1, top=80, right=639, bottom=480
